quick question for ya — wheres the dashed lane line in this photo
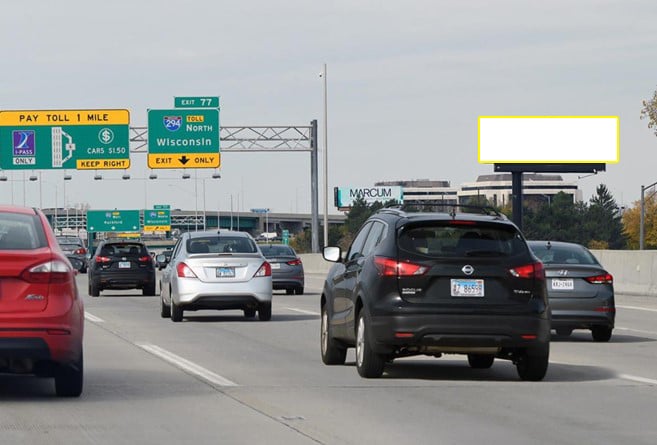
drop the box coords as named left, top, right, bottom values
left=285, top=307, right=320, bottom=316
left=616, top=326, right=657, bottom=336
left=84, top=312, right=104, bottom=323
left=136, top=342, right=238, bottom=387
left=618, top=374, right=657, bottom=386
left=616, top=305, right=657, bottom=313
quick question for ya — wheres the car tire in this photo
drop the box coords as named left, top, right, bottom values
left=244, top=308, right=256, bottom=318
left=143, top=281, right=156, bottom=296
left=89, top=280, right=100, bottom=297
left=591, top=326, right=612, bottom=342
left=160, top=292, right=171, bottom=319
left=286, top=289, right=294, bottom=295
left=258, top=302, right=272, bottom=321
left=355, top=311, right=385, bottom=378
left=321, top=305, right=347, bottom=365
left=295, top=286, right=304, bottom=295
left=516, top=344, right=549, bottom=381
left=555, top=328, right=573, bottom=337
left=55, top=351, right=83, bottom=397
left=467, top=354, right=495, bottom=369
left=171, top=299, right=183, bottom=322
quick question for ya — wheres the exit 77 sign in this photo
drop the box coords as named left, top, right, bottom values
left=0, top=109, right=130, bottom=170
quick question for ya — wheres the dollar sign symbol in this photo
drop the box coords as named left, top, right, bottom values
left=102, top=129, right=111, bottom=143
left=99, top=128, right=113, bottom=144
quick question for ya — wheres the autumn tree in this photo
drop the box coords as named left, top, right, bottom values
left=623, top=193, right=657, bottom=249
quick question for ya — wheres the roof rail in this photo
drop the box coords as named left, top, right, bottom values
left=387, top=203, right=507, bottom=219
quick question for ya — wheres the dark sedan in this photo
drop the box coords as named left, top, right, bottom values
left=259, top=244, right=304, bottom=295
left=528, top=240, right=615, bottom=342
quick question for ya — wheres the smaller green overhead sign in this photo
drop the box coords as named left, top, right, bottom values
left=86, top=210, right=140, bottom=232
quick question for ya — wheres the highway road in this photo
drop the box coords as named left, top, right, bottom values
left=1, top=273, right=657, bottom=444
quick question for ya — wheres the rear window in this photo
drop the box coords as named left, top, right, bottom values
left=186, top=236, right=257, bottom=254
left=0, top=212, right=47, bottom=250
left=259, top=245, right=295, bottom=257
left=398, top=223, right=527, bottom=258
left=529, top=242, right=599, bottom=265
left=101, top=243, right=148, bottom=257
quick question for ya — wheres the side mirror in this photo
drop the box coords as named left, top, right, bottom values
left=323, top=246, right=342, bottom=263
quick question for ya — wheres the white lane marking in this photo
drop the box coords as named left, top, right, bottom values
left=616, top=326, right=657, bottom=336
left=84, top=312, right=104, bottom=323
left=285, top=307, right=320, bottom=316
left=137, top=343, right=238, bottom=387
left=616, top=305, right=657, bottom=313
left=618, top=374, right=657, bottom=386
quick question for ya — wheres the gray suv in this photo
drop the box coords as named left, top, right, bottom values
left=321, top=206, right=551, bottom=380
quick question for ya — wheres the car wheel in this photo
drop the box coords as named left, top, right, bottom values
left=286, top=289, right=294, bottom=295
left=591, top=326, right=612, bottom=342
left=80, top=265, right=87, bottom=274
left=258, top=302, right=272, bottom=321
left=171, top=298, right=183, bottom=322
left=295, top=286, right=304, bottom=295
left=55, top=351, right=83, bottom=397
left=143, top=281, right=156, bottom=296
left=160, top=291, right=171, bottom=319
left=467, top=354, right=495, bottom=369
left=555, top=328, right=573, bottom=337
left=244, top=308, right=256, bottom=318
left=321, top=305, right=347, bottom=365
left=516, top=345, right=549, bottom=381
left=89, top=280, right=100, bottom=297
left=355, top=311, right=385, bottom=378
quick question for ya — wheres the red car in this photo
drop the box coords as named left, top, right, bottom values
left=0, top=205, right=84, bottom=397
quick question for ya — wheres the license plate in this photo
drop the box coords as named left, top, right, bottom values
left=551, top=278, right=574, bottom=290
left=216, top=267, right=235, bottom=278
left=118, top=261, right=131, bottom=269
left=271, top=263, right=281, bottom=269
left=451, top=279, right=484, bottom=297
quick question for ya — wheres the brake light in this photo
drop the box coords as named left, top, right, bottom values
left=20, top=260, right=71, bottom=284
left=509, top=262, right=544, bottom=280
left=374, top=256, right=428, bottom=277
left=176, top=262, right=198, bottom=278
left=138, top=256, right=152, bottom=263
left=254, top=262, right=272, bottom=277
left=95, top=256, right=111, bottom=263
left=585, top=273, right=613, bottom=285
left=287, top=258, right=302, bottom=266
left=449, top=220, right=477, bottom=225
left=74, top=247, right=87, bottom=255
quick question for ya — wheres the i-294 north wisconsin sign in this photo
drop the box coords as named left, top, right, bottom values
left=0, top=109, right=130, bottom=170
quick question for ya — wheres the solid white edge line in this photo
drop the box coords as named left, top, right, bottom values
left=616, top=305, right=657, bottom=313
left=84, top=312, right=104, bottom=323
left=137, top=343, right=238, bottom=387
left=616, top=326, right=657, bottom=336
left=618, top=374, right=657, bottom=386
left=285, top=307, right=320, bottom=316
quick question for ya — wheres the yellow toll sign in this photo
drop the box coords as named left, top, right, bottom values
left=148, top=153, right=220, bottom=169
left=0, top=109, right=130, bottom=126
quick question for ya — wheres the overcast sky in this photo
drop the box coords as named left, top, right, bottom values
left=1, top=0, right=657, bottom=216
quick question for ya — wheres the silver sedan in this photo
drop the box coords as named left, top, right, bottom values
left=158, top=230, right=273, bottom=322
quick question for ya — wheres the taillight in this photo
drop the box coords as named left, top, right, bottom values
left=95, top=256, right=111, bottom=263
left=585, top=273, right=613, bottom=285
left=287, top=258, right=302, bottom=266
left=449, top=220, right=477, bottom=226
left=374, top=256, right=428, bottom=277
left=138, top=256, right=152, bottom=263
left=254, top=262, right=272, bottom=277
left=20, top=260, right=71, bottom=284
left=74, top=247, right=87, bottom=255
left=176, top=262, right=198, bottom=278
left=509, top=262, right=544, bottom=280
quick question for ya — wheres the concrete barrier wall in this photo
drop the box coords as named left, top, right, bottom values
left=302, top=251, right=657, bottom=297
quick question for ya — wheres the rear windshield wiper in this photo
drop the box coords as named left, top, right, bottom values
left=464, top=250, right=506, bottom=257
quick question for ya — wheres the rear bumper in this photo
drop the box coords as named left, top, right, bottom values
left=272, top=277, right=304, bottom=290
left=550, top=297, right=615, bottom=329
left=174, top=276, right=272, bottom=307
left=94, top=270, right=155, bottom=290
left=0, top=329, right=82, bottom=366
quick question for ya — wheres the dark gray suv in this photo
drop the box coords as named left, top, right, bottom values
left=321, top=206, right=551, bottom=380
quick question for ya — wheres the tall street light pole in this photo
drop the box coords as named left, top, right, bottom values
left=640, top=181, right=657, bottom=250
left=321, top=63, right=329, bottom=248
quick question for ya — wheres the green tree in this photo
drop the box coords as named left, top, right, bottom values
left=585, top=184, right=625, bottom=249
left=641, top=87, right=657, bottom=137
left=623, top=193, right=657, bottom=249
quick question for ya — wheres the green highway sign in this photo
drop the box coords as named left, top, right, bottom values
left=153, top=204, right=170, bottom=210
left=174, top=96, right=220, bottom=108
left=0, top=109, right=130, bottom=170
left=147, top=108, right=220, bottom=169
left=143, top=208, right=171, bottom=231
left=86, top=210, right=140, bottom=232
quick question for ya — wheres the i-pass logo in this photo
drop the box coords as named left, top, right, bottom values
left=163, top=116, right=182, bottom=132
left=12, top=130, right=35, bottom=156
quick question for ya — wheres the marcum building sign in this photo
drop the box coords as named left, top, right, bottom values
left=334, top=186, right=403, bottom=209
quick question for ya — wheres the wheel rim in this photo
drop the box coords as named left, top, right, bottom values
left=321, top=310, right=328, bottom=355
left=356, top=315, right=365, bottom=367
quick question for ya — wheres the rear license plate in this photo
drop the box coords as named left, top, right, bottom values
left=216, top=267, right=235, bottom=278
left=271, top=263, right=281, bottom=269
left=551, top=278, right=574, bottom=290
left=118, top=261, right=131, bottom=269
left=451, top=279, right=484, bottom=297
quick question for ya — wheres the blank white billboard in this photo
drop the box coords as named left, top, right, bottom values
left=478, top=116, right=619, bottom=163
